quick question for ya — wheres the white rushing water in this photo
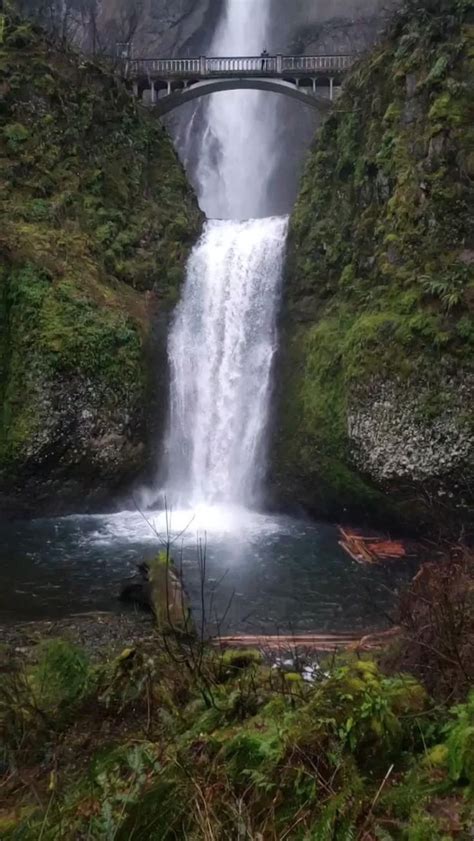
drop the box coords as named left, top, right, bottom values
left=159, top=0, right=289, bottom=517
left=164, top=216, right=288, bottom=507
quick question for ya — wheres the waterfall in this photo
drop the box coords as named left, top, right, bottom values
left=161, top=0, right=288, bottom=510
left=195, top=0, right=279, bottom=220
left=165, top=216, right=288, bottom=507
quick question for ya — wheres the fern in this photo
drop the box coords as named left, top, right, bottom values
left=444, top=691, right=474, bottom=786
left=309, top=810, right=335, bottom=841
left=33, top=638, right=90, bottom=707
left=374, top=827, right=395, bottom=841
left=306, top=789, right=354, bottom=840
left=420, top=270, right=467, bottom=311
left=338, top=819, right=357, bottom=840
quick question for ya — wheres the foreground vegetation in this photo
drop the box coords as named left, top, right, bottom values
left=1, top=552, right=473, bottom=840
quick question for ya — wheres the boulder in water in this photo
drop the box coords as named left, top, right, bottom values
left=119, top=563, right=154, bottom=613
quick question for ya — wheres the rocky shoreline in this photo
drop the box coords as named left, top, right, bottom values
left=0, top=611, right=156, bottom=662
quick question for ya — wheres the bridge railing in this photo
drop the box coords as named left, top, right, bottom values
left=205, top=56, right=278, bottom=74
left=281, top=55, right=352, bottom=72
left=126, top=54, right=354, bottom=79
left=128, top=58, right=201, bottom=75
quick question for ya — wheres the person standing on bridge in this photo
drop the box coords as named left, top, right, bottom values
left=260, top=49, right=269, bottom=71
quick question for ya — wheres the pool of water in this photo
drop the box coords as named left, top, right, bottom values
left=0, top=505, right=415, bottom=633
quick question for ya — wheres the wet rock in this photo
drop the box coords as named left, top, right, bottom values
left=405, top=73, right=418, bottom=98
left=459, top=249, right=474, bottom=265
left=119, top=563, right=154, bottom=614
left=0, top=612, right=155, bottom=662
left=429, top=132, right=446, bottom=159
left=347, top=375, right=474, bottom=490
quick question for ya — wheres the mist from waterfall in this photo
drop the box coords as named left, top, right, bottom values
left=162, top=0, right=288, bottom=511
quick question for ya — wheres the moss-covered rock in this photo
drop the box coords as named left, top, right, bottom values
left=273, top=0, right=474, bottom=536
left=149, top=551, right=192, bottom=634
left=0, top=12, right=203, bottom=515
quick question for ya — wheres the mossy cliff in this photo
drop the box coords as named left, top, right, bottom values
left=0, top=12, right=203, bottom=516
left=273, top=0, right=474, bottom=536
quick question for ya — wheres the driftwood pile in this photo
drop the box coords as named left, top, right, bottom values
left=338, top=527, right=408, bottom=565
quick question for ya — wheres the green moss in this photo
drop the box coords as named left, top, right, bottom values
left=0, top=11, right=202, bottom=492
left=274, top=0, right=474, bottom=532
left=219, top=649, right=263, bottom=679
left=423, top=743, right=449, bottom=768
left=283, top=671, right=303, bottom=684
left=429, top=90, right=465, bottom=126
left=3, top=121, right=30, bottom=148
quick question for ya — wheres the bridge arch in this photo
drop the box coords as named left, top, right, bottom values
left=140, top=78, right=334, bottom=116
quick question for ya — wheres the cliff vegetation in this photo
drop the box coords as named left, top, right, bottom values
left=0, top=9, right=202, bottom=515
left=274, top=0, right=474, bottom=536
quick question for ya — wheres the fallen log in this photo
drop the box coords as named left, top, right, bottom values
left=214, top=627, right=400, bottom=653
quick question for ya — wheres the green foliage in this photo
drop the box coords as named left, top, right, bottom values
left=406, top=812, right=451, bottom=841
left=420, top=264, right=471, bottom=311
left=2, top=635, right=473, bottom=840
left=91, top=743, right=163, bottom=839
left=0, top=10, right=202, bottom=485
left=275, top=0, right=474, bottom=531
left=32, top=638, right=91, bottom=707
left=115, top=778, right=190, bottom=840
left=3, top=122, right=29, bottom=148
left=0, top=640, right=90, bottom=764
left=224, top=729, right=283, bottom=782
left=443, top=691, right=474, bottom=788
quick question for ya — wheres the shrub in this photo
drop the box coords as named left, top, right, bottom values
left=444, top=691, right=474, bottom=789
left=32, top=638, right=91, bottom=707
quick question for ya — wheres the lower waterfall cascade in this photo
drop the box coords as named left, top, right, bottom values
left=163, top=215, right=289, bottom=508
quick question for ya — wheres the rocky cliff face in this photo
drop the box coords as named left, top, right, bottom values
left=270, top=0, right=393, bottom=53
left=0, top=12, right=203, bottom=517
left=262, top=0, right=397, bottom=213
left=62, top=0, right=390, bottom=59
left=85, top=0, right=219, bottom=57
left=273, top=0, right=474, bottom=537
left=15, top=0, right=219, bottom=57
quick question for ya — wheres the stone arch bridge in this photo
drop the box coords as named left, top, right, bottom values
left=124, top=54, right=354, bottom=115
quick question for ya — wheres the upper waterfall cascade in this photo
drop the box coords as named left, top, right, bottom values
left=195, top=0, right=278, bottom=221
